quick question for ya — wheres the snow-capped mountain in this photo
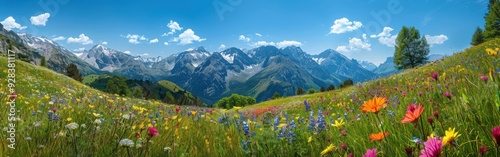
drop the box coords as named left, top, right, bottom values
left=134, top=56, right=162, bottom=68
left=358, top=60, right=378, bottom=71
left=312, top=49, right=376, bottom=82
left=16, top=33, right=100, bottom=74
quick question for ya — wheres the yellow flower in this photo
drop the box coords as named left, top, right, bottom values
left=442, top=127, right=461, bottom=147
left=89, top=105, right=94, bottom=109
left=308, top=136, right=312, bottom=143
left=171, top=115, right=177, bottom=120
left=320, top=144, right=335, bottom=156
left=233, top=106, right=242, bottom=110
left=191, top=111, right=197, bottom=116
left=132, top=125, right=136, bottom=130
left=93, top=113, right=101, bottom=117
left=486, top=48, right=499, bottom=56
left=331, top=119, right=345, bottom=129
left=66, top=117, right=72, bottom=121
left=277, top=123, right=286, bottom=128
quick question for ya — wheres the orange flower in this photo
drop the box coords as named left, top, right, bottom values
left=401, top=104, right=424, bottom=124
left=360, top=96, right=388, bottom=114
left=369, top=131, right=390, bottom=142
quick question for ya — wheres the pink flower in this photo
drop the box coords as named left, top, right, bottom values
left=51, top=108, right=57, bottom=113
left=431, top=72, right=438, bottom=81
left=407, top=104, right=417, bottom=112
left=492, top=126, right=500, bottom=146
left=362, top=148, right=377, bottom=157
left=420, top=137, right=442, bottom=157
left=480, top=75, right=488, bottom=82
left=175, top=107, right=181, bottom=113
left=148, top=127, right=159, bottom=137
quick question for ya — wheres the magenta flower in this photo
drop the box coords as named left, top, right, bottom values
left=175, top=107, right=181, bottom=113
left=480, top=146, right=486, bottom=156
left=418, top=92, right=423, bottom=97
left=492, top=126, right=500, bottom=146
left=431, top=72, right=438, bottom=81
left=433, top=110, right=439, bottom=119
left=420, top=137, right=442, bottom=157
left=51, top=107, right=57, bottom=113
left=480, top=75, right=488, bottom=82
left=148, top=127, right=159, bottom=137
left=444, top=92, right=451, bottom=99
left=363, top=148, right=377, bottom=157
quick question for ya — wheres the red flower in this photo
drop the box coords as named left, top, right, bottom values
left=492, top=126, right=500, bottom=146
left=480, top=146, right=486, bottom=156
left=175, top=107, right=181, bottom=113
left=148, top=127, right=159, bottom=137
left=51, top=108, right=57, bottom=113
left=401, top=104, right=424, bottom=124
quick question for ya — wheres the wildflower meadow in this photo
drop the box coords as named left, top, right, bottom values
left=1, top=38, right=500, bottom=156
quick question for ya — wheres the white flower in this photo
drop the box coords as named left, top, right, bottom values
left=119, top=139, right=135, bottom=148
left=122, top=114, right=131, bottom=120
left=135, top=144, right=142, bottom=148
left=26, top=137, right=32, bottom=141
left=164, top=147, right=172, bottom=152
left=65, top=122, right=79, bottom=130
left=80, top=124, right=86, bottom=128
left=93, top=119, right=102, bottom=124
left=58, top=131, right=67, bottom=137
left=34, top=121, right=42, bottom=127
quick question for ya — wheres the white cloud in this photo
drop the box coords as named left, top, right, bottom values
left=67, top=34, right=93, bottom=45
left=1, top=16, right=27, bottom=31
left=276, top=40, right=302, bottom=48
left=30, top=13, right=50, bottom=26
left=252, top=41, right=275, bottom=47
left=219, top=44, right=226, bottom=49
left=336, top=46, right=349, bottom=53
left=123, top=51, right=132, bottom=54
left=239, top=35, right=250, bottom=42
left=370, top=27, right=398, bottom=47
left=163, top=42, right=169, bottom=45
left=348, top=38, right=371, bottom=51
left=163, top=20, right=183, bottom=36
left=255, top=33, right=262, bottom=37
left=172, top=29, right=206, bottom=45
left=336, top=37, right=371, bottom=53
left=362, top=34, right=367, bottom=40
left=425, top=34, right=448, bottom=46
left=140, top=53, right=149, bottom=56
left=101, top=41, right=108, bottom=45
left=52, top=36, right=65, bottom=41
left=73, top=47, right=85, bottom=51
left=125, top=34, right=147, bottom=44
left=149, top=38, right=159, bottom=44
left=329, top=17, right=362, bottom=34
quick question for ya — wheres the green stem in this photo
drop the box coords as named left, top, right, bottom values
left=419, top=118, right=426, bottom=140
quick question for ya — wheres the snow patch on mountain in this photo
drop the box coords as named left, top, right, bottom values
left=312, top=57, right=325, bottom=65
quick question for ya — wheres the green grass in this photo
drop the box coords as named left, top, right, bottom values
left=0, top=38, right=500, bottom=156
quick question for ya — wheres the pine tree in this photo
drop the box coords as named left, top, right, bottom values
left=40, top=57, right=47, bottom=67
left=66, top=63, right=83, bottom=82
left=296, top=87, right=304, bottom=95
left=271, top=92, right=281, bottom=99
left=394, top=26, right=430, bottom=70
left=105, top=76, right=131, bottom=96
left=471, top=27, right=484, bottom=46
left=327, top=84, right=335, bottom=91
left=132, top=87, right=143, bottom=99
left=320, top=86, right=326, bottom=92
left=484, top=0, right=500, bottom=40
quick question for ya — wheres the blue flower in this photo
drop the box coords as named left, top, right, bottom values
left=273, top=116, right=280, bottom=131
left=53, top=114, right=60, bottom=121
left=308, top=111, right=315, bottom=131
left=47, top=112, right=53, bottom=120
left=243, top=121, right=250, bottom=137
left=317, top=110, right=326, bottom=132
left=304, top=100, right=311, bottom=112
left=387, top=110, right=395, bottom=117
left=241, top=140, right=248, bottom=151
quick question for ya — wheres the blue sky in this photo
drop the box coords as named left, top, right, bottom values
left=0, top=0, right=489, bottom=65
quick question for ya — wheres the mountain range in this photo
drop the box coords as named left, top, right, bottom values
left=1, top=24, right=418, bottom=105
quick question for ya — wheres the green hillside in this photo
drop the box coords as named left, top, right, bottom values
left=0, top=38, right=499, bottom=156
left=83, top=74, right=202, bottom=106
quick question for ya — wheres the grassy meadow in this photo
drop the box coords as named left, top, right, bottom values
left=0, top=39, right=500, bottom=156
